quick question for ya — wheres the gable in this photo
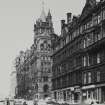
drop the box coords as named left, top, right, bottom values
left=80, top=0, right=96, bottom=21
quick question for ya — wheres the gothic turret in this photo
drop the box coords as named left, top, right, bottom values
left=47, top=10, right=52, bottom=25
left=34, top=9, right=54, bottom=36
left=47, top=9, right=52, bottom=19
left=33, top=6, right=55, bottom=100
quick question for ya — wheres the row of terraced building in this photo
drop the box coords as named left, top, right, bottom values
left=15, top=0, right=105, bottom=104
left=52, top=0, right=105, bottom=104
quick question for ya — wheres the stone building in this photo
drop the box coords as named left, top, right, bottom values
left=33, top=8, right=57, bottom=100
left=52, top=0, right=105, bottom=104
left=10, top=71, right=17, bottom=99
left=15, top=50, right=33, bottom=99
left=15, top=7, right=58, bottom=100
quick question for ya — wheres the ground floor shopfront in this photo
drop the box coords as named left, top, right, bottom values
left=53, top=86, right=81, bottom=104
left=34, top=92, right=51, bottom=101
left=52, top=84, right=105, bottom=104
left=82, top=84, right=105, bottom=103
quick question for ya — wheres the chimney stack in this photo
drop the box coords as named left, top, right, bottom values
left=61, top=20, right=65, bottom=28
left=72, top=16, right=78, bottom=22
left=61, top=20, right=65, bottom=36
left=67, top=12, right=72, bottom=24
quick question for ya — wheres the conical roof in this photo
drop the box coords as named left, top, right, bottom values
left=48, top=9, right=51, bottom=17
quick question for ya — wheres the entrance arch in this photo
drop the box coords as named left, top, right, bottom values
left=43, top=84, right=49, bottom=92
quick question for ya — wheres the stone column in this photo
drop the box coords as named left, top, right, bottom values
left=79, top=90, right=82, bottom=104
left=96, top=88, right=99, bottom=101
left=72, top=92, right=74, bottom=104
left=86, top=90, right=88, bottom=100
left=99, top=88, right=101, bottom=103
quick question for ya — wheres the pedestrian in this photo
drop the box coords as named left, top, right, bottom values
left=90, top=101, right=94, bottom=105
left=7, top=100, right=10, bottom=105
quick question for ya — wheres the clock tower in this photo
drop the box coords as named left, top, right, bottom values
left=33, top=8, right=54, bottom=100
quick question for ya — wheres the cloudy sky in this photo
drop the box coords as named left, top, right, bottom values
left=0, top=0, right=88, bottom=98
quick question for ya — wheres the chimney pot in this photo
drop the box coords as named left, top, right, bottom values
left=72, top=16, right=78, bottom=22
left=67, top=12, right=72, bottom=24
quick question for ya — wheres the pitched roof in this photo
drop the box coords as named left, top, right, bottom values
left=80, top=0, right=96, bottom=21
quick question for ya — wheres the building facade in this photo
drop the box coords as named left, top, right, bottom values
left=15, top=50, right=34, bottom=99
left=15, top=8, right=57, bottom=100
left=33, top=9, right=56, bottom=100
left=52, top=0, right=105, bottom=104
left=10, top=71, right=17, bottom=99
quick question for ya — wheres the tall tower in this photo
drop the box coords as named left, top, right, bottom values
left=33, top=6, right=54, bottom=100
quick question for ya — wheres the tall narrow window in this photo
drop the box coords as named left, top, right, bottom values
left=80, top=26, right=83, bottom=34
left=83, top=73, right=87, bottom=84
left=97, top=71, right=100, bottom=82
left=93, top=15, right=98, bottom=26
left=66, top=35, right=69, bottom=44
left=83, top=39, right=86, bottom=48
left=88, top=72, right=91, bottom=84
left=43, top=76, right=48, bottom=82
left=97, top=53, right=100, bottom=64
left=83, top=56, right=86, bottom=67
left=87, top=54, right=90, bottom=66
left=98, top=13, right=101, bottom=24
left=97, top=33, right=101, bottom=40
left=103, top=10, right=105, bottom=19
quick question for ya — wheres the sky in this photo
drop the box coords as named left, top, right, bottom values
left=0, top=0, right=88, bottom=98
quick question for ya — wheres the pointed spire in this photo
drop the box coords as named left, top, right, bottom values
left=42, top=1, right=44, bottom=10
left=48, top=9, right=51, bottom=17
left=40, top=1, right=46, bottom=22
